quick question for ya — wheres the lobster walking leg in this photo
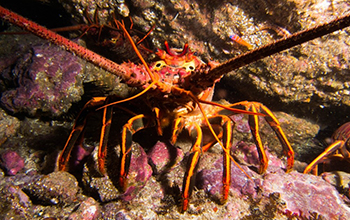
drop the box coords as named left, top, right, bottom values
left=228, top=101, right=294, bottom=173
left=304, top=122, right=350, bottom=174
left=218, top=115, right=234, bottom=203
left=119, top=114, right=149, bottom=191
left=182, top=122, right=203, bottom=212
left=97, top=96, right=115, bottom=175
left=58, top=97, right=107, bottom=171
left=170, top=117, right=185, bottom=145
left=181, top=115, right=234, bottom=211
left=303, top=140, right=344, bottom=174
left=58, top=96, right=137, bottom=175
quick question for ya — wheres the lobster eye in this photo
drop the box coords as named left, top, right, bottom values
left=183, top=65, right=195, bottom=72
left=153, top=60, right=166, bottom=71
left=110, top=38, right=117, bottom=43
left=182, top=60, right=196, bottom=72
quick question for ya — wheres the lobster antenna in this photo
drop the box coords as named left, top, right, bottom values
left=0, top=6, right=131, bottom=80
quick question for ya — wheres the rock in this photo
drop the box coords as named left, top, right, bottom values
left=0, top=150, right=25, bottom=176
left=0, top=108, right=20, bottom=145
left=1, top=43, right=84, bottom=117
left=68, top=197, right=100, bottom=220
left=23, top=171, right=79, bottom=205
left=0, top=185, right=32, bottom=219
left=263, top=171, right=350, bottom=219
left=147, top=141, right=184, bottom=174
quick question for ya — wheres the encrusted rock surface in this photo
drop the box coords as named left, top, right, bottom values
left=23, top=171, right=79, bottom=205
left=1, top=0, right=350, bottom=219
left=0, top=150, right=25, bottom=176
left=1, top=43, right=84, bottom=116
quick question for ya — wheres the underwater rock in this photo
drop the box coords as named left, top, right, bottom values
left=230, top=114, right=253, bottom=134
left=196, top=156, right=259, bottom=200
left=147, top=141, right=184, bottom=174
left=197, top=139, right=350, bottom=219
left=231, top=110, right=320, bottom=162
left=67, top=143, right=95, bottom=172
left=263, top=171, right=350, bottom=219
left=0, top=108, right=20, bottom=146
left=23, top=171, right=79, bottom=205
left=68, top=197, right=100, bottom=220
left=1, top=43, right=84, bottom=117
left=322, top=171, right=350, bottom=201
left=0, top=150, right=25, bottom=176
left=122, top=144, right=153, bottom=201
left=0, top=185, right=32, bottom=219
left=115, top=142, right=153, bottom=202
left=102, top=206, right=133, bottom=220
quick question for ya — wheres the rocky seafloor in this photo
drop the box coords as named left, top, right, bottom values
left=0, top=0, right=350, bottom=219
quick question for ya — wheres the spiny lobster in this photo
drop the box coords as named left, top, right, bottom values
left=1, top=4, right=350, bottom=212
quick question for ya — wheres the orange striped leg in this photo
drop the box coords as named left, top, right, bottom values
left=97, top=96, right=115, bottom=175
left=303, top=140, right=344, bottom=174
left=218, top=115, right=234, bottom=203
left=182, top=122, right=202, bottom=212
left=256, top=103, right=294, bottom=172
left=119, top=114, right=149, bottom=191
left=203, top=115, right=234, bottom=203
left=170, top=117, right=185, bottom=145
left=58, top=97, right=106, bottom=171
left=247, top=104, right=269, bottom=174
left=181, top=116, right=233, bottom=210
left=229, top=101, right=294, bottom=173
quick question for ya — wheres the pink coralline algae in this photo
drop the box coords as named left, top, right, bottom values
left=0, top=150, right=25, bottom=176
left=1, top=43, right=84, bottom=116
left=119, top=144, right=153, bottom=201
left=197, top=157, right=259, bottom=200
left=69, top=143, right=94, bottom=171
left=233, top=141, right=261, bottom=167
left=263, top=171, right=350, bottom=219
left=197, top=141, right=350, bottom=219
left=230, top=114, right=252, bottom=133
left=196, top=142, right=261, bottom=202
left=147, top=141, right=184, bottom=174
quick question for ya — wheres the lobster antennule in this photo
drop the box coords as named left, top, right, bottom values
left=178, top=43, right=189, bottom=57
left=163, top=41, right=190, bottom=57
